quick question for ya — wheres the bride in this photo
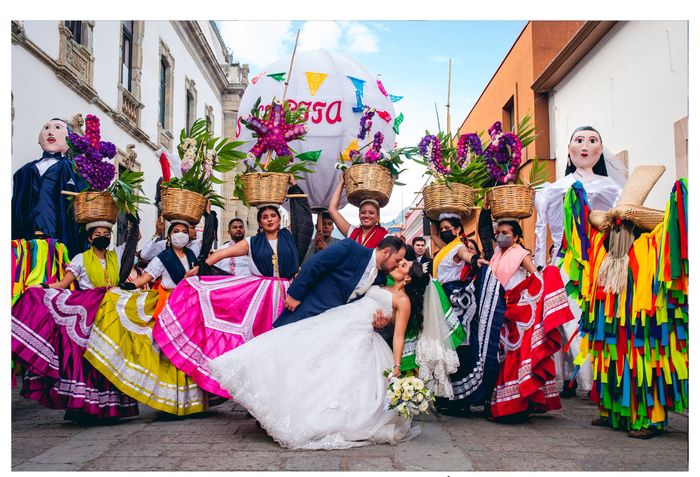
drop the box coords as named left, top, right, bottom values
left=207, top=258, right=427, bottom=450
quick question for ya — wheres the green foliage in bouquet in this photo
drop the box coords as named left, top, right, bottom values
left=510, top=113, right=549, bottom=189
left=108, top=169, right=150, bottom=217
left=163, top=118, right=247, bottom=209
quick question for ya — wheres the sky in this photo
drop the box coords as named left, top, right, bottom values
left=217, top=20, right=527, bottom=226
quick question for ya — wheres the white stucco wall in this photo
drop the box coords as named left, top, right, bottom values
left=548, top=21, right=688, bottom=210
left=12, top=20, right=230, bottom=249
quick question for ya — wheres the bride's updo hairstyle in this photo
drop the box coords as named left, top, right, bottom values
left=405, top=261, right=430, bottom=337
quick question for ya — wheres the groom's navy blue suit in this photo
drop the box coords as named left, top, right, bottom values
left=274, top=238, right=387, bottom=328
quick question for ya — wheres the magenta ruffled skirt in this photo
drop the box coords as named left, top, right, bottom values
left=154, top=275, right=289, bottom=398
left=11, top=287, right=139, bottom=418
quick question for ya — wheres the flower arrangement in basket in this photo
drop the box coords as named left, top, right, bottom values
left=482, top=114, right=546, bottom=220
left=403, top=128, right=490, bottom=220
left=233, top=97, right=320, bottom=206
left=336, top=106, right=406, bottom=208
left=161, top=118, right=247, bottom=223
left=383, top=370, right=435, bottom=418
left=66, top=114, right=149, bottom=223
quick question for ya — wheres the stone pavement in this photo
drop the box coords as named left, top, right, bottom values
left=10, top=387, right=688, bottom=471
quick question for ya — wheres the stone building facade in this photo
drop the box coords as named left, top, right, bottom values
left=11, top=20, right=249, bottom=247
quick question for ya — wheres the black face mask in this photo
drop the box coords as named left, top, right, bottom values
left=92, top=236, right=111, bottom=250
left=440, top=230, right=455, bottom=244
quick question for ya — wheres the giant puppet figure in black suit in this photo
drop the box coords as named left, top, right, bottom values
left=12, top=118, right=87, bottom=257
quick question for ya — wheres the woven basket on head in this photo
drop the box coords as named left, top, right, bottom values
left=74, top=191, right=118, bottom=224
left=161, top=187, right=208, bottom=224
left=343, top=164, right=394, bottom=208
left=240, top=172, right=290, bottom=206
left=422, top=182, right=475, bottom=220
left=486, top=184, right=536, bottom=219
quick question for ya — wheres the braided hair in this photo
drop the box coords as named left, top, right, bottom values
left=118, top=214, right=140, bottom=284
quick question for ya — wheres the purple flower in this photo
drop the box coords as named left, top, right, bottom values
left=418, top=134, right=449, bottom=176
left=357, top=107, right=375, bottom=140
left=99, top=141, right=117, bottom=159
left=483, top=122, right=522, bottom=184
left=456, top=133, right=482, bottom=168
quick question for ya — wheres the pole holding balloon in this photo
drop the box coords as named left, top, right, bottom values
left=263, top=28, right=301, bottom=170
left=446, top=58, right=452, bottom=139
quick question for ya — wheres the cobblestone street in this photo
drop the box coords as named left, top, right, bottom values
left=10, top=388, right=688, bottom=471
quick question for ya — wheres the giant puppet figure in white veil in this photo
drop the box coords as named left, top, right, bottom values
left=534, top=126, right=626, bottom=397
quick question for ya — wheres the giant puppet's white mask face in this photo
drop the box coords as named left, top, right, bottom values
left=38, top=119, right=70, bottom=155
left=568, top=130, right=603, bottom=173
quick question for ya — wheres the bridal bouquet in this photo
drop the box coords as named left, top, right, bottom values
left=384, top=372, right=435, bottom=418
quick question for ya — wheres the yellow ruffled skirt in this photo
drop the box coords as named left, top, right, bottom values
left=84, top=288, right=209, bottom=415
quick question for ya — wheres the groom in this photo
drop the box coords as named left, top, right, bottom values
left=274, top=235, right=406, bottom=328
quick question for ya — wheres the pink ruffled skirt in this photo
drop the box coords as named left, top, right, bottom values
left=154, top=275, right=289, bottom=398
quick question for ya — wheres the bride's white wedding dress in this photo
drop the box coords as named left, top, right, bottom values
left=207, top=286, right=418, bottom=450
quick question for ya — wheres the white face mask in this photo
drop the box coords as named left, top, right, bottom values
left=170, top=232, right=189, bottom=249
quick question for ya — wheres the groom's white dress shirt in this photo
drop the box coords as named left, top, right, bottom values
left=348, top=249, right=378, bottom=302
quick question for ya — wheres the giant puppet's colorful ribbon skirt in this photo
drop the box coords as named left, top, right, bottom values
left=83, top=288, right=212, bottom=416
left=11, top=287, right=139, bottom=418
left=559, top=179, right=688, bottom=430
left=153, top=275, right=290, bottom=398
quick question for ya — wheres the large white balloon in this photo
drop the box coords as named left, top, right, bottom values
left=236, top=49, right=397, bottom=211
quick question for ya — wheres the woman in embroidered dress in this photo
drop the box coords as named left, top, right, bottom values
left=83, top=220, right=214, bottom=416
left=487, top=219, right=575, bottom=420
left=428, top=213, right=506, bottom=416
left=11, top=221, right=138, bottom=422
left=206, top=259, right=427, bottom=449
left=327, top=175, right=388, bottom=248
left=150, top=180, right=312, bottom=398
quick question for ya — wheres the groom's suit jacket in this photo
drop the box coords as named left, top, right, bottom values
left=274, top=238, right=387, bottom=328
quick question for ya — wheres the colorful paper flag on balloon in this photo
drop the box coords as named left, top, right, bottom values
left=376, top=110, right=392, bottom=123
left=295, top=150, right=322, bottom=162
left=352, top=90, right=365, bottom=113
left=393, top=113, right=404, bottom=134
left=376, top=78, right=388, bottom=97
left=305, top=72, right=328, bottom=96
left=347, top=76, right=366, bottom=96
left=342, top=139, right=359, bottom=162
left=251, top=72, right=265, bottom=85
left=389, top=94, right=404, bottom=103
left=267, top=72, right=286, bottom=82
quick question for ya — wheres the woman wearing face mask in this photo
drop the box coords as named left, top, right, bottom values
left=83, top=220, right=216, bottom=416
left=487, top=219, right=575, bottom=421
left=150, top=179, right=313, bottom=399
left=328, top=175, right=388, bottom=248
left=534, top=127, right=623, bottom=399
left=11, top=221, right=138, bottom=423
left=428, top=213, right=507, bottom=416
left=124, top=221, right=198, bottom=316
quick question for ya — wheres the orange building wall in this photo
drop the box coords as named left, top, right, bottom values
left=455, top=21, right=584, bottom=254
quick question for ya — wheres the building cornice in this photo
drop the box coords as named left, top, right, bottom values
left=532, top=21, right=618, bottom=93
left=12, top=21, right=157, bottom=150
left=172, top=21, right=234, bottom=100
